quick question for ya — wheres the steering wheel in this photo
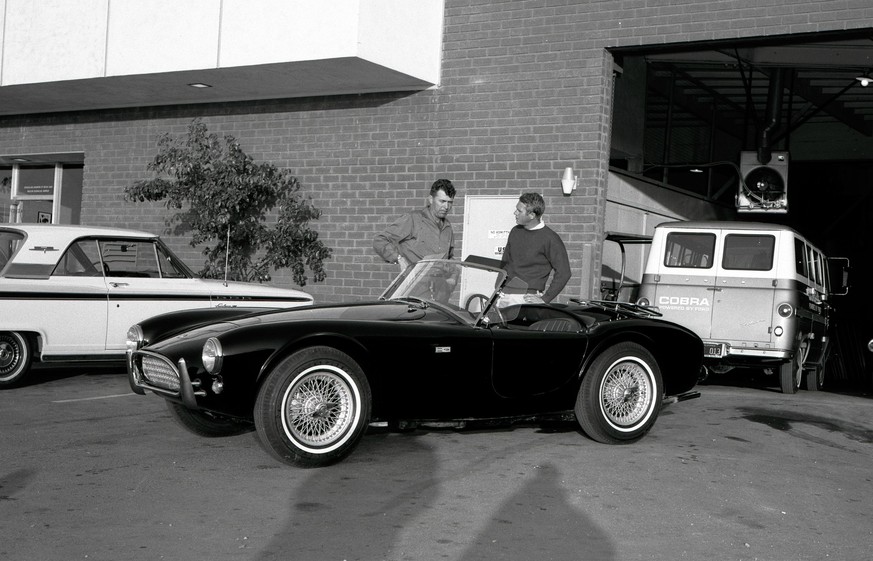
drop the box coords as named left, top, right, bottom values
left=464, top=293, right=489, bottom=314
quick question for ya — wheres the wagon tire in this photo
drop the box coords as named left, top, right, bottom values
left=254, top=346, right=371, bottom=468
left=165, top=401, right=252, bottom=437
left=803, top=341, right=828, bottom=392
left=575, top=342, right=662, bottom=444
left=780, top=334, right=809, bottom=394
left=0, top=332, right=33, bottom=388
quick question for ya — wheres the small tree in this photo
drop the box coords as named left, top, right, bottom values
left=125, top=120, right=331, bottom=286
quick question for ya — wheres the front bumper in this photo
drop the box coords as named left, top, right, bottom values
left=128, top=350, right=203, bottom=409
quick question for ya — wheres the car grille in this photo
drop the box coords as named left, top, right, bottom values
left=140, top=354, right=181, bottom=392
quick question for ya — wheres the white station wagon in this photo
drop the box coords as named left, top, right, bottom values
left=0, top=224, right=314, bottom=387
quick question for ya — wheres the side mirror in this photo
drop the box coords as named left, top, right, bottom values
left=827, top=257, right=850, bottom=296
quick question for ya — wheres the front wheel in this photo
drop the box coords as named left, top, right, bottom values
left=165, top=402, right=252, bottom=437
left=254, top=346, right=371, bottom=468
left=576, top=342, right=662, bottom=443
left=0, top=332, right=33, bottom=388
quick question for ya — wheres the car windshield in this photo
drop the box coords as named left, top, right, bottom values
left=380, top=259, right=525, bottom=326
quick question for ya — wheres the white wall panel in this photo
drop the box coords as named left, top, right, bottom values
left=2, top=0, right=108, bottom=85
left=106, top=0, right=220, bottom=76
left=219, top=0, right=360, bottom=66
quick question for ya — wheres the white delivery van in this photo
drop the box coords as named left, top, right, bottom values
left=636, top=221, right=849, bottom=394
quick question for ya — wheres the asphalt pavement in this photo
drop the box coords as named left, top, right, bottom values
left=1, top=368, right=871, bottom=561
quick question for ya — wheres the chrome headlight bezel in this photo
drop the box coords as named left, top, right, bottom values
left=126, top=325, right=145, bottom=353
left=202, top=337, right=224, bottom=374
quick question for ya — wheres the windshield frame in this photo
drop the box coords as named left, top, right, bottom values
left=380, top=258, right=513, bottom=327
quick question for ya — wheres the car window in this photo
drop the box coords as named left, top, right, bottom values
left=0, top=230, right=25, bottom=274
left=722, top=234, right=774, bottom=271
left=98, top=240, right=160, bottom=278
left=794, top=238, right=808, bottom=279
left=156, top=242, right=189, bottom=278
left=664, top=232, right=715, bottom=268
left=52, top=240, right=102, bottom=277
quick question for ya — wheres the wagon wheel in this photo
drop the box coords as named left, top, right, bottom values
left=780, top=334, right=810, bottom=394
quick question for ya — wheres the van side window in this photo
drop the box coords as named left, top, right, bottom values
left=722, top=234, right=774, bottom=271
left=809, top=248, right=822, bottom=285
left=664, top=233, right=715, bottom=268
left=794, top=238, right=808, bottom=278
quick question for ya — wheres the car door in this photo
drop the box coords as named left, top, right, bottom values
left=489, top=306, right=587, bottom=402
left=102, top=238, right=210, bottom=350
left=356, top=311, right=493, bottom=419
left=40, top=239, right=109, bottom=356
left=648, top=229, right=719, bottom=340
left=709, top=231, right=777, bottom=347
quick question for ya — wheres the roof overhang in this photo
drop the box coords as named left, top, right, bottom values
left=0, top=0, right=443, bottom=116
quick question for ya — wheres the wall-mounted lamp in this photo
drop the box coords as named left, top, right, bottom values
left=561, top=167, right=577, bottom=195
left=856, top=75, right=872, bottom=87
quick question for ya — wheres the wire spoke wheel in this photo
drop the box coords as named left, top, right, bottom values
left=282, top=367, right=355, bottom=448
left=600, top=360, right=653, bottom=428
left=255, top=346, right=371, bottom=468
left=576, top=342, right=662, bottom=444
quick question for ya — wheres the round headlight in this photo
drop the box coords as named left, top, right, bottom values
left=126, top=325, right=145, bottom=353
left=777, top=303, right=793, bottom=318
left=202, top=337, right=224, bottom=374
left=637, top=297, right=650, bottom=307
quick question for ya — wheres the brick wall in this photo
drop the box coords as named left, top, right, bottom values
left=1, top=0, right=870, bottom=303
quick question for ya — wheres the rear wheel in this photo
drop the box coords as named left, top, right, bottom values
left=803, top=341, right=829, bottom=392
left=255, top=346, right=371, bottom=468
left=780, top=334, right=809, bottom=394
left=165, top=402, right=252, bottom=437
left=576, top=342, right=662, bottom=443
left=0, top=332, right=32, bottom=388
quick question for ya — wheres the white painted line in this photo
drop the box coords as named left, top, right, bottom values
left=52, top=393, right=134, bottom=403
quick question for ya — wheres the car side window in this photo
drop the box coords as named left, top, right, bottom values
left=156, top=243, right=188, bottom=279
left=0, top=231, right=25, bottom=274
left=98, top=240, right=159, bottom=278
left=664, top=233, right=715, bottom=268
left=722, top=234, right=774, bottom=271
left=52, top=240, right=102, bottom=277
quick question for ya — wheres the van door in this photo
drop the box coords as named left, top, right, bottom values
left=650, top=230, right=718, bottom=339
left=709, top=232, right=777, bottom=347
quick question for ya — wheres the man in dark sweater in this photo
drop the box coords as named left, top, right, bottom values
left=499, top=192, right=571, bottom=304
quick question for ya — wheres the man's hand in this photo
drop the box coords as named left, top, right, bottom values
left=397, top=255, right=410, bottom=270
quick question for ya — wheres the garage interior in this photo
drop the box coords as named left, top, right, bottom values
left=608, top=29, right=873, bottom=390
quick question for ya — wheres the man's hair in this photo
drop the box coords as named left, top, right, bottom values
left=519, top=192, right=545, bottom=218
left=430, top=178, right=456, bottom=199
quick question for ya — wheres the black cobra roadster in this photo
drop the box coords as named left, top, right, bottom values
left=128, top=258, right=703, bottom=468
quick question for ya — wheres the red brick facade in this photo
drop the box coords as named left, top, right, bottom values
left=1, top=1, right=870, bottom=303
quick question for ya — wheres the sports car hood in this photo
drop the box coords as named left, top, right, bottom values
left=147, top=301, right=429, bottom=350
left=226, top=301, right=429, bottom=327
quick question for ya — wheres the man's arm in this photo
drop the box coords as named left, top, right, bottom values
left=373, top=213, right=414, bottom=264
left=542, top=233, right=571, bottom=303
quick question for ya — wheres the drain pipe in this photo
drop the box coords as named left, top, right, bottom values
left=757, top=68, right=787, bottom=165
